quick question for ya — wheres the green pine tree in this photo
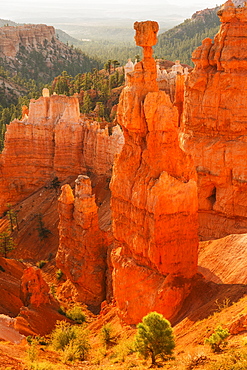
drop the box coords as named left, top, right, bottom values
left=134, top=312, right=175, bottom=365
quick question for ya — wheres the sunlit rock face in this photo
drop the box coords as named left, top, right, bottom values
left=110, top=20, right=198, bottom=325
left=0, top=94, right=124, bottom=215
left=56, top=176, right=110, bottom=313
left=181, top=1, right=247, bottom=240
left=0, top=24, right=55, bottom=58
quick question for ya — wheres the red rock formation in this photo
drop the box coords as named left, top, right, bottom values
left=0, top=259, right=65, bottom=336
left=229, top=314, right=247, bottom=335
left=81, top=122, right=124, bottom=177
left=0, top=24, right=55, bottom=58
left=0, top=94, right=123, bottom=215
left=21, top=266, right=51, bottom=307
left=110, top=21, right=198, bottom=325
left=21, top=105, right=29, bottom=120
left=181, top=1, right=247, bottom=240
left=56, top=175, right=110, bottom=312
left=14, top=265, right=65, bottom=335
left=0, top=257, right=24, bottom=317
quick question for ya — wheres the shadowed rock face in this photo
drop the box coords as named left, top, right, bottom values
left=181, top=1, right=247, bottom=240
left=110, top=21, right=198, bottom=325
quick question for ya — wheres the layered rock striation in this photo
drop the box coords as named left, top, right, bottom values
left=110, top=21, right=198, bottom=324
left=56, top=175, right=110, bottom=312
left=0, top=24, right=55, bottom=58
left=181, top=1, right=247, bottom=240
left=199, top=233, right=247, bottom=284
left=0, top=93, right=123, bottom=214
left=0, top=24, right=98, bottom=82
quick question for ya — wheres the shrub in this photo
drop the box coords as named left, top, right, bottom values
left=27, top=340, right=38, bottom=363
left=51, top=321, right=90, bottom=363
left=207, top=348, right=247, bottom=369
left=205, top=325, right=230, bottom=352
left=186, top=353, right=208, bottom=370
left=101, top=324, right=116, bottom=348
left=0, top=231, right=15, bottom=257
left=215, top=298, right=231, bottom=312
left=35, top=335, right=49, bottom=346
left=66, top=305, right=86, bottom=324
left=56, top=269, right=63, bottom=280
left=36, top=214, right=51, bottom=240
left=27, top=335, right=33, bottom=345
left=50, top=284, right=56, bottom=297
left=110, top=338, right=135, bottom=363
left=61, top=335, right=90, bottom=363
left=58, top=306, right=66, bottom=316
left=28, top=362, right=65, bottom=370
left=36, top=260, right=47, bottom=269
left=51, top=321, right=77, bottom=351
left=134, top=311, right=175, bottom=365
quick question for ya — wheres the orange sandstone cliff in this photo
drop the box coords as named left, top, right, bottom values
left=0, top=24, right=55, bottom=58
left=110, top=21, right=199, bottom=325
left=181, top=0, right=247, bottom=240
left=0, top=93, right=123, bottom=215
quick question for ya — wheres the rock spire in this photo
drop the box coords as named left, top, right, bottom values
left=110, top=21, right=198, bottom=324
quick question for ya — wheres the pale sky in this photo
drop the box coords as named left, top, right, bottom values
left=1, top=0, right=220, bottom=23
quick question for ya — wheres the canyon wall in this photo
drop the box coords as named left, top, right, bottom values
left=181, top=0, right=247, bottom=240
left=0, top=93, right=123, bottom=214
left=0, top=24, right=55, bottom=58
left=110, top=21, right=198, bottom=325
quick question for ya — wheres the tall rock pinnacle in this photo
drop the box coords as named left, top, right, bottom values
left=110, top=21, right=199, bottom=324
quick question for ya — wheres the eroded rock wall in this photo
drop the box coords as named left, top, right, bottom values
left=0, top=94, right=123, bottom=214
left=110, top=21, right=198, bottom=325
left=0, top=24, right=55, bottom=58
left=181, top=1, right=247, bottom=240
left=56, top=176, right=110, bottom=312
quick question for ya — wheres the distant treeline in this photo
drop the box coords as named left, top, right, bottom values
left=72, top=7, right=221, bottom=67
left=0, top=63, right=125, bottom=151
left=154, top=8, right=220, bottom=65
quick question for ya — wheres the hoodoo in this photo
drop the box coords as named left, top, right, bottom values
left=56, top=175, right=110, bottom=312
left=110, top=21, right=199, bottom=324
left=181, top=1, right=247, bottom=240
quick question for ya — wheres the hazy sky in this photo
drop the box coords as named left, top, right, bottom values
left=1, top=0, right=220, bottom=23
